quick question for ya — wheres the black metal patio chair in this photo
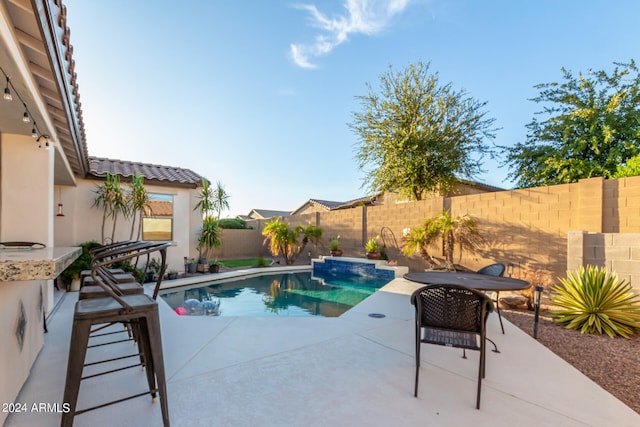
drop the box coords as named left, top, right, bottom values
left=411, top=284, right=494, bottom=409
left=477, top=263, right=506, bottom=333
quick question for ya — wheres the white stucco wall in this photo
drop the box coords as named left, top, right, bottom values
left=1, top=134, right=54, bottom=244
left=0, top=133, right=53, bottom=420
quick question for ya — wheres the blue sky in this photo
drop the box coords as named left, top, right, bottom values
left=64, top=0, right=640, bottom=217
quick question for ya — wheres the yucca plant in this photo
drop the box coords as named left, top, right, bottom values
left=549, top=265, right=640, bottom=338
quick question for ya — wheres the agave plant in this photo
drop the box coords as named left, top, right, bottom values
left=549, top=265, right=640, bottom=338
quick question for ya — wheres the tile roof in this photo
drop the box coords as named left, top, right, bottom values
left=308, top=199, right=345, bottom=210
left=459, top=179, right=505, bottom=193
left=248, top=209, right=291, bottom=219
left=88, top=157, right=204, bottom=188
left=332, top=195, right=378, bottom=210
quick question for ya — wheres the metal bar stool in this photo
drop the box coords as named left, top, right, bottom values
left=79, top=242, right=170, bottom=370
left=61, top=242, right=171, bottom=427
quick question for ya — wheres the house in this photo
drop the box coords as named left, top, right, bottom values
left=245, top=208, right=291, bottom=220
left=288, top=181, right=505, bottom=217
left=55, top=157, right=207, bottom=270
left=290, top=196, right=379, bottom=216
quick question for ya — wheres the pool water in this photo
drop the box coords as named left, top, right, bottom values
left=159, top=271, right=390, bottom=317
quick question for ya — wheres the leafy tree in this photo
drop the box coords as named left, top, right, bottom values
left=350, top=60, right=497, bottom=200
left=402, top=211, right=483, bottom=269
left=504, top=60, right=640, bottom=188
left=613, top=153, right=640, bottom=178
left=262, top=219, right=322, bottom=265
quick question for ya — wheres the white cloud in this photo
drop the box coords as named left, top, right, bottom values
left=291, top=0, right=411, bottom=68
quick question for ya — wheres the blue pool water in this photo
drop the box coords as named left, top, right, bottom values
left=159, top=271, right=390, bottom=317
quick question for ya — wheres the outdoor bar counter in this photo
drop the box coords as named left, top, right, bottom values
left=0, top=246, right=80, bottom=424
left=0, top=246, right=80, bottom=281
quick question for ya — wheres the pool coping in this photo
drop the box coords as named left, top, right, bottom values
left=154, top=264, right=313, bottom=292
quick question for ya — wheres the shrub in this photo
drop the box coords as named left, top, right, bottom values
left=219, top=218, right=246, bottom=229
left=59, top=241, right=102, bottom=287
left=256, top=257, right=270, bottom=267
left=262, top=219, right=322, bottom=265
left=549, top=265, right=640, bottom=338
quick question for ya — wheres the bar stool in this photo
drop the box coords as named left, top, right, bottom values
left=79, top=240, right=138, bottom=287
left=61, top=242, right=170, bottom=427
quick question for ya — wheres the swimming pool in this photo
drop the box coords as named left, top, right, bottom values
left=159, top=270, right=390, bottom=317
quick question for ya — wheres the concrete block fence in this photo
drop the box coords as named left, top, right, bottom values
left=215, top=176, right=640, bottom=292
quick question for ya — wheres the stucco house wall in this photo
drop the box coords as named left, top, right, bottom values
left=0, top=133, right=55, bottom=420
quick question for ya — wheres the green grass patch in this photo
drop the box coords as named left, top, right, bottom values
left=217, top=258, right=270, bottom=268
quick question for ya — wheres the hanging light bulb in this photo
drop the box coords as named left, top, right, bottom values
left=22, top=105, right=30, bottom=122
left=32, top=121, right=37, bottom=138
left=4, top=77, right=12, bottom=101
left=45, top=140, right=50, bottom=150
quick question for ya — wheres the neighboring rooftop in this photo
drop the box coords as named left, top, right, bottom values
left=291, top=197, right=378, bottom=216
left=88, top=157, right=204, bottom=188
left=246, top=209, right=291, bottom=220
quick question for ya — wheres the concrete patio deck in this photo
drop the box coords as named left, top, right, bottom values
left=5, top=277, right=639, bottom=426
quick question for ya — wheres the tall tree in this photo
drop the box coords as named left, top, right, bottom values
left=503, top=60, right=640, bottom=188
left=350, top=60, right=497, bottom=200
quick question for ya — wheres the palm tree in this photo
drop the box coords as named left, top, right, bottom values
left=262, top=219, right=322, bottom=265
left=212, top=181, right=230, bottom=220
left=402, top=210, right=483, bottom=269
left=128, top=174, right=150, bottom=240
left=108, top=175, right=129, bottom=244
left=93, top=173, right=128, bottom=244
left=194, top=178, right=214, bottom=219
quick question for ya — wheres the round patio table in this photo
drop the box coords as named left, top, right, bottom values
left=404, top=271, right=531, bottom=334
left=404, top=271, right=530, bottom=292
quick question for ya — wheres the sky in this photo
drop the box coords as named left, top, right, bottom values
left=64, top=0, right=640, bottom=217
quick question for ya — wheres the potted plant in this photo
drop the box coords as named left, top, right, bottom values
left=197, top=217, right=222, bottom=272
left=365, top=237, right=381, bottom=260
left=186, top=258, right=197, bottom=274
left=328, top=236, right=343, bottom=256
left=208, top=259, right=221, bottom=273
left=167, top=269, right=178, bottom=280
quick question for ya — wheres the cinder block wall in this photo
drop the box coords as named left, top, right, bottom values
left=569, top=231, right=640, bottom=291
left=221, top=176, right=640, bottom=289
